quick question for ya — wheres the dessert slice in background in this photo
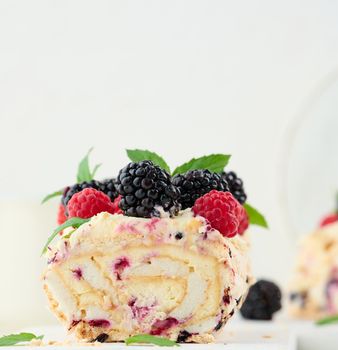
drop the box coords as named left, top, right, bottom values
left=289, top=200, right=338, bottom=320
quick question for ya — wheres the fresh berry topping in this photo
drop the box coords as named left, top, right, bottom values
left=172, top=169, right=229, bottom=209
left=62, top=180, right=103, bottom=207
left=100, top=178, right=119, bottom=201
left=57, top=204, right=67, bottom=225
left=221, top=171, right=247, bottom=204
left=112, top=195, right=123, bottom=214
left=67, top=188, right=115, bottom=219
left=62, top=179, right=118, bottom=209
left=193, top=190, right=243, bottom=237
left=116, top=160, right=181, bottom=218
left=238, top=208, right=249, bottom=235
left=240, top=280, right=282, bottom=320
left=320, top=213, right=338, bottom=227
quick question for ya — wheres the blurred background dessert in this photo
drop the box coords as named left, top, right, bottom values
left=289, top=201, right=338, bottom=320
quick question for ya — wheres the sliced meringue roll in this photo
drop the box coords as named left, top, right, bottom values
left=43, top=210, right=252, bottom=343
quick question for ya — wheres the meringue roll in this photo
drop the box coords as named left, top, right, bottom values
left=43, top=211, right=252, bottom=343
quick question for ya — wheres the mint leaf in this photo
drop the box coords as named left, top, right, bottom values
left=41, top=217, right=90, bottom=255
left=316, top=314, right=338, bottom=325
left=244, top=203, right=268, bottom=228
left=126, top=149, right=171, bottom=173
left=91, top=164, right=101, bottom=179
left=125, top=334, right=179, bottom=347
left=41, top=190, right=63, bottom=204
left=0, top=333, right=43, bottom=346
left=62, top=229, right=76, bottom=240
left=172, top=154, right=231, bottom=176
left=77, top=148, right=101, bottom=182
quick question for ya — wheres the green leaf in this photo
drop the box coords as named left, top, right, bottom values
left=125, top=334, right=179, bottom=347
left=0, top=333, right=43, bottom=346
left=316, top=314, right=338, bottom=325
left=77, top=148, right=101, bottom=182
left=41, top=217, right=90, bottom=255
left=244, top=203, right=268, bottom=228
left=172, top=154, right=231, bottom=176
left=62, top=229, right=76, bottom=240
left=41, top=189, right=63, bottom=204
left=126, top=149, right=171, bottom=173
left=91, top=163, right=101, bottom=179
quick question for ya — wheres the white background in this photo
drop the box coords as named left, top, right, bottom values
left=0, top=0, right=338, bottom=331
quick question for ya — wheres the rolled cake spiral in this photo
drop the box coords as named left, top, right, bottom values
left=43, top=210, right=252, bottom=343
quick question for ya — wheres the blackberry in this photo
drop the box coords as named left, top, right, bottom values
left=61, top=180, right=102, bottom=207
left=240, top=280, right=282, bottom=320
left=116, top=160, right=181, bottom=218
left=100, top=178, right=118, bottom=201
left=172, top=169, right=229, bottom=209
left=221, top=171, right=247, bottom=204
left=62, top=179, right=118, bottom=208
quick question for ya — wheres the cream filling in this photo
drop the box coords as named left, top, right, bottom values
left=170, top=272, right=207, bottom=320
left=45, top=271, right=80, bottom=321
left=185, top=316, right=217, bottom=333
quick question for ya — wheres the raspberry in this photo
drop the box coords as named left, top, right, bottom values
left=193, top=190, right=243, bottom=237
left=57, top=204, right=67, bottom=225
left=238, top=208, right=249, bottom=235
left=67, top=188, right=115, bottom=219
left=172, top=170, right=229, bottom=209
left=319, top=213, right=338, bottom=227
left=112, top=195, right=123, bottom=214
left=240, top=280, right=282, bottom=320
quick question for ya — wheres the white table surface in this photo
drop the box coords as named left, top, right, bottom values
left=11, top=319, right=295, bottom=350
left=4, top=318, right=338, bottom=349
